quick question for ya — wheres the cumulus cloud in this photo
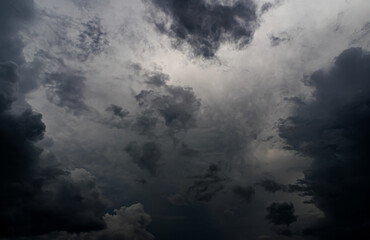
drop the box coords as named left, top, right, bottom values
left=145, top=0, right=258, bottom=58
left=31, top=203, right=154, bottom=240
left=0, top=63, right=107, bottom=237
left=135, top=85, right=201, bottom=133
left=0, top=2, right=110, bottom=236
left=126, top=65, right=201, bottom=137
left=97, top=203, right=154, bottom=240
left=279, top=47, right=370, bottom=239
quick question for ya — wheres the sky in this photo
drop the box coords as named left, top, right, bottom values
left=1, top=0, right=370, bottom=239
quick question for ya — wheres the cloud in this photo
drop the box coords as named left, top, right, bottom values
left=268, top=32, right=292, bottom=47
left=0, top=64, right=107, bottom=237
left=265, top=202, right=297, bottom=226
left=106, top=104, right=129, bottom=119
left=96, top=203, right=154, bottom=240
left=77, top=18, right=109, bottom=62
left=145, top=0, right=258, bottom=59
left=186, top=164, right=226, bottom=203
left=279, top=47, right=370, bottom=239
left=232, top=185, right=255, bottom=203
left=0, top=62, right=18, bottom=111
left=29, top=203, right=154, bottom=240
left=0, top=0, right=34, bottom=64
left=44, top=71, right=89, bottom=114
left=125, top=141, right=161, bottom=176
left=135, top=85, right=201, bottom=133
left=0, top=2, right=109, bottom=235
left=129, top=65, right=201, bottom=137
left=256, top=179, right=284, bottom=193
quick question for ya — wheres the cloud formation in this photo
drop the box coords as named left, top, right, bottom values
left=186, top=164, right=226, bottom=203
left=44, top=71, right=89, bottom=114
left=125, top=141, right=161, bottom=176
left=0, top=62, right=108, bottom=237
left=279, top=47, right=370, bottom=239
left=146, top=0, right=258, bottom=58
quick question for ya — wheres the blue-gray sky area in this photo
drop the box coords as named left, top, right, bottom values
left=1, top=0, right=370, bottom=239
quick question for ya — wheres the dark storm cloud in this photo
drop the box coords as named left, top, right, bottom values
left=265, top=202, right=297, bottom=226
left=232, top=185, right=255, bottom=203
left=27, top=203, right=154, bottom=240
left=0, top=63, right=108, bottom=237
left=125, top=141, right=161, bottom=176
left=0, top=2, right=111, bottom=236
left=279, top=47, right=370, bottom=239
left=186, top=164, right=226, bottom=203
left=0, top=62, right=18, bottom=112
left=256, top=179, right=284, bottom=193
left=77, top=18, right=109, bottom=62
left=44, top=71, right=89, bottom=114
left=0, top=0, right=34, bottom=64
left=146, top=0, right=258, bottom=59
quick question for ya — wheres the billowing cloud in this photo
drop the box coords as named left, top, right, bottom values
left=279, top=47, right=370, bottom=239
left=145, top=0, right=258, bottom=58
left=96, top=203, right=154, bottom=240
left=28, top=203, right=154, bottom=240
left=0, top=63, right=108, bottom=237
left=135, top=85, right=201, bottom=133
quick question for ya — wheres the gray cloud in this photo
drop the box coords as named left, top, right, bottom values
left=77, top=18, right=109, bottom=62
left=0, top=62, right=107, bottom=237
left=145, top=0, right=258, bottom=58
left=269, top=32, right=292, bottom=47
left=256, top=179, right=284, bottom=193
left=265, top=202, right=297, bottom=226
left=26, top=203, right=154, bottom=240
left=279, top=47, right=370, bottom=239
left=0, top=2, right=111, bottom=237
left=135, top=85, right=201, bottom=133
left=125, top=141, right=161, bottom=176
left=232, top=185, right=255, bottom=203
left=106, top=104, right=129, bottom=119
left=44, top=71, right=89, bottom=114
left=186, top=164, right=226, bottom=203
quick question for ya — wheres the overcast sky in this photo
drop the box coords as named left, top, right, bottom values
left=1, top=0, right=370, bottom=239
